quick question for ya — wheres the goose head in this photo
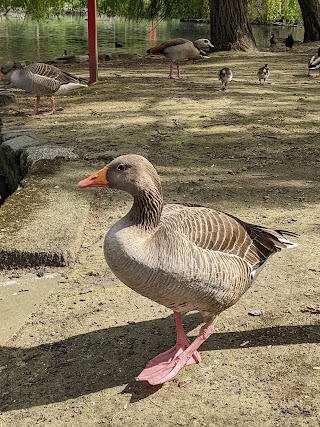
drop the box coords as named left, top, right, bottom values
left=79, top=154, right=163, bottom=199
left=193, top=39, right=214, bottom=51
left=0, top=60, right=21, bottom=78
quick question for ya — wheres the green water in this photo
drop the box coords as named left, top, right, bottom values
left=0, top=15, right=304, bottom=63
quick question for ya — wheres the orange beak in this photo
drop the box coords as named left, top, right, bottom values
left=78, top=166, right=108, bottom=188
left=0, top=72, right=5, bottom=80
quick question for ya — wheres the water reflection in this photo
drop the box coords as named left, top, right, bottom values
left=0, top=16, right=304, bottom=63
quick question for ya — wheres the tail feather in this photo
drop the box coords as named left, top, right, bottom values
left=57, top=82, right=88, bottom=93
left=61, top=70, right=89, bottom=85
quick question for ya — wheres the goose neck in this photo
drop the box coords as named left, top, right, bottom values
left=129, top=189, right=163, bottom=230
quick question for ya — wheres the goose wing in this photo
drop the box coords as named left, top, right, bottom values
left=161, top=204, right=296, bottom=269
left=25, top=63, right=88, bottom=84
left=148, top=38, right=190, bottom=55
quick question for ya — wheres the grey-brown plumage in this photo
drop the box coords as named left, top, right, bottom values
left=257, top=64, right=270, bottom=84
left=218, top=67, right=233, bottom=90
left=79, top=154, right=297, bottom=385
left=0, top=61, right=88, bottom=115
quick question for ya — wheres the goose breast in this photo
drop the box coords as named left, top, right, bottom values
left=104, top=204, right=255, bottom=315
left=10, top=68, right=60, bottom=96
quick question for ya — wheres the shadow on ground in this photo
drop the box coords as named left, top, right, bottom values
left=1, top=312, right=319, bottom=411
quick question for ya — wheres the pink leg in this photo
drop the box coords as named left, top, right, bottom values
left=169, top=63, right=174, bottom=79
left=136, top=314, right=214, bottom=385
left=28, top=96, right=40, bottom=115
left=42, top=95, right=56, bottom=116
left=144, top=313, right=201, bottom=368
left=176, top=62, right=181, bottom=78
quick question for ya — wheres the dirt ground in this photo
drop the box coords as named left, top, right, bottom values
left=0, top=42, right=320, bottom=426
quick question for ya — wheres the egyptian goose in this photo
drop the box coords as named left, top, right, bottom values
left=284, top=34, right=294, bottom=51
left=257, top=64, right=270, bottom=84
left=218, top=67, right=233, bottom=90
left=308, top=47, right=320, bottom=77
left=79, top=154, right=297, bottom=385
left=0, top=61, right=88, bottom=115
left=147, top=38, right=214, bottom=78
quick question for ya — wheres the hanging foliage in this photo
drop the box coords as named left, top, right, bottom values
left=0, top=0, right=65, bottom=18
left=282, top=0, right=302, bottom=24
left=263, top=0, right=282, bottom=22
left=0, top=0, right=303, bottom=23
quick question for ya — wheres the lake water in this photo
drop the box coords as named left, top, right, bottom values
left=0, top=15, right=304, bottom=64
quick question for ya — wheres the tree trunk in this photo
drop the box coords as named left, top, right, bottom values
left=209, top=0, right=257, bottom=51
left=298, top=0, right=320, bottom=42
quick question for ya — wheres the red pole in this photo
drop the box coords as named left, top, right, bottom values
left=87, top=0, right=98, bottom=83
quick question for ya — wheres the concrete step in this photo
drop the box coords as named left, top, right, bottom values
left=0, top=158, right=93, bottom=269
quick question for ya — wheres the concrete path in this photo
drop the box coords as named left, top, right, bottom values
left=0, top=272, right=62, bottom=345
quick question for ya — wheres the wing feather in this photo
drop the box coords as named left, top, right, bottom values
left=161, top=204, right=297, bottom=269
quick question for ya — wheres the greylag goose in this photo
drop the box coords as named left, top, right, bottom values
left=284, top=34, right=294, bottom=51
left=257, top=64, right=270, bottom=84
left=308, top=47, right=320, bottom=77
left=218, top=67, right=233, bottom=90
left=147, top=38, right=213, bottom=78
left=0, top=61, right=88, bottom=115
left=78, top=154, right=298, bottom=385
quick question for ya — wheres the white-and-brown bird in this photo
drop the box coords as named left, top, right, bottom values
left=79, top=154, right=297, bottom=386
left=308, top=47, right=320, bottom=77
left=147, top=38, right=214, bottom=78
left=257, top=64, right=270, bottom=84
left=218, top=67, right=233, bottom=90
left=0, top=61, right=88, bottom=115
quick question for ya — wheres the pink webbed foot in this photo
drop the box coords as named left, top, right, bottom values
left=145, top=342, right=201, bottom=368
left=42, top=109, right=56, bottom=116
left=136, top=313, right=214, bottom=385
left=136, top=353, right=192, bottom=385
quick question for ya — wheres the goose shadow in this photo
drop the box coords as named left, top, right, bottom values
left=0, top=313, right=319, bottom=412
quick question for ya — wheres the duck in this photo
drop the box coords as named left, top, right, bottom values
left=270, top=34, right=277, bottom=46
left=284, top=34, right=294, bottom=51
left=257, top=64, right=270, bottom=84
left=115, top=42, right=123, bottom=48
left=78, top=154, right=298, bottom=386
left=0, top=60, right=88, bottom=115
left=308, top=47, right=320, bottom=77
left=270, top=33, right=277, bottom=45
left=218, top=67, right=233, bottom=90
left=147, top=38, right=214, bottom=78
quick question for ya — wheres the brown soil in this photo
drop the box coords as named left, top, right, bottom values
left=0, top=43, right=320, bottom=427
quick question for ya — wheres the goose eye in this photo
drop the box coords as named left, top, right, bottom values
left=117, top=163, right=126, bottom=171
